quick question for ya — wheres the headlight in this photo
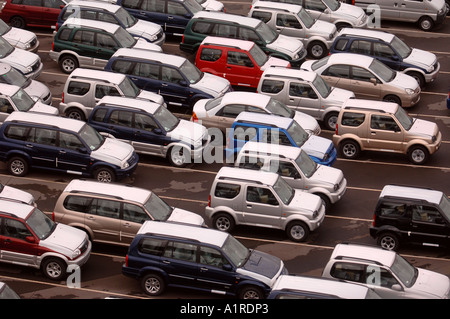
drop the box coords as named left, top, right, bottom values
left=122, top=162, right=130, bottom=169
left=294, top=53, right=299, bottom=60
left=334, top=183, right=339, bottom=191
left=72, top=249, right=81, bottom=259
left=26, top=66, right=33, bottom=72
left=405, top=88, right=415, bottom=95
left=427, top=65, right=434, bottom=73
left=438, top=9, right=443, bottom=14
left=25, top=42, right=31, bottom=49
left=329, top=33, right=333, bottom=40
left=312, top=210, right=318, bottom=219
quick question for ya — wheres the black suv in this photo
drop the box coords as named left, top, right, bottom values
left=370, top=185, right=450, bottom=251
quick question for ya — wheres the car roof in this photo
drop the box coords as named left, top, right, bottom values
left=327, top=53, right=375, bottom=68
left=97, top=96, right=161, bottom=114
left=201, top=36, right=255, bottom=51
left=380, top=185, right=444, bottom=205
left=343, top=99, right=399, bottom=113
left=193, top=11, right=262, bottom=28
left=112, top=48, right=186, bottom=68
left=338, top=27, right=395, bottom=43
left=138, top=220, right=230, bottom=247
left=235, top=111, right=294, bottom=130
left=262, top=66, right=317, bottom=82
left=252, top=0, right=302, bottom=13
left=0, top=82, right=20, bottom=96
left=5, top=111, right=85, bottom=132
left=63, top=179, right=151, bottom=204
left=331, top=243, right=396, bottom=267
left=221, top=91, right=271, bottom=107
left=0, top=198, right=34, bottom=220
left=240, top=141, right=302, bottom=159
left=66, top=0, right=121, bottom=13
left=62, top=17, right=121, bottom=34
left=69, top=68, right=126, bottom=84
left=216, top=166, right=280, bottom=186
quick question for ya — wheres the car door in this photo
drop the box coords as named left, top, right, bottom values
left=363, top=114, right=404, bottom=151
left=159, top=65, right=190, bottom=107
left=275, top=13, right=306, bottom=41
left=120, top=203, right=151, bottom=245
left=287, top=81, right=321, bottom=118
left=269, top=159, right=306, bottom=190
left=372, top=42, right=401, bottom=71
left=132, top=112, right=171, bottom=156
left=398, top=0, right=423, bottom=21
left=94, top=32, right=120, bottom=63
left=103, top=109, right=135, bottom=143
left=71, top=29, right=98, bottom=65
left=160, top=240, right=199, bottom=287
left=25, top=127, right=59, bottom=170
left=128, top=62, right=164, bottom=99
left=243, top=185, right=282, bottom=228
left=166, top=0, right=192, bottom=36
left=378, top=0, right=400, bottom=19
left=225, top=51, right=259, bottom=88
left=18, top=0, right=44, bottom=26
left=349, top=66, right=382, bottom=100
left=84, top=198, right=121, bottom=244
left=320, top=64, right=352, bottom=90
left=302, top=0, right=330, bottom=22
left=211, top=104, right=247, bottom=134
left=42, top=0, right=65, bottom=27
left=410, top=204, right=450, bottom=248
left=56, top=131, right=92, bottom=175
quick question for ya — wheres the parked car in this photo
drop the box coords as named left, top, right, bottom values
left=58, top=68, right=165, bottom=121
left=0, top=35, right=42, bottom=80
left=333, top=99, right=442, bottom=165
left=0, top=18, right=39, bottom=52
left=192, top=91, right=321, bottom=138
left=117, top=0, right=213, bottom=36
left=206, top=166, right=325, bottom=242
left=0, top=198, right=92, bottom=281
left=249, top=1, right=337, bottom=59
left=251, top=0, right=368, bottom=30
left=257, top=67, right=355, bottom=130
left=0, top=111, right=139, bottom=182
left=352, top=0, right=448, bottom=31
left=0, top=63, right=52, bottom=105
left=195, top=36, right=290, bottom=89
left=179, top=11, right=307, bottom=67
left=122, top=220, right=288, bottom=298
left=0, top=0, right=68, bottom=29
left=301, top=53, right=421, bottom=107
left=56, top=0, right=165, bottom=46
left=0, top=83, right=57, bottom=123
left=322, top=243, right=450, bottom=299
left=88, top=96, right=211, bottom=167
left=52, top=179, right=205, bottom=246
left=330, top=28, right=440, bottom=87
left=0, top=282, right=20, bottom=299
left=225, top=112, right=337, bottom=166
left=268, top=275, right=381, bottom=299
left=235, top=141, right=347, bottom=211
left=49, top=17, right=162, bottom=74
left=0, top=182, right=36, bottom=206
left=370, top=185, right=450, bottom=251
left=104, top=48, right=231, bottom=111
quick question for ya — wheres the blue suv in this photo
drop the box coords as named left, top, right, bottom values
left=226, top=112, right=337, bottom=166
left=122, top=220, right=287, bottom=298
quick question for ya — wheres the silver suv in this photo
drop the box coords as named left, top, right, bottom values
left=205, top=166, right=325, bottom=242
left=257, top=67, right=355, bottom=130
left=59, top=68, right=165, bottom=121
left=249, top=1, right=337, bottom=59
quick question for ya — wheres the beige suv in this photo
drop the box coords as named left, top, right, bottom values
left=52, top=179, right=205, bottom=246
left=333, top=99, right=442, bottom=165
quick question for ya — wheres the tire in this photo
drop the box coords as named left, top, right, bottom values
left=168, top=146, right=190, bottom=168
left=316, top=193, right=331, bottom=213
left=418, top=16, right=434, bottom=31
left=94, top=167, right=116, bottom=183
left=238, top=286, right=264, bottom=299
left=340, top=140, right=360, bottom=159
left=408, top=145, right=429, bottom=165
left=59, top=55, right=79, bottom=74
left=212, top=213, right=235, bottom=232
left=8, top=156, right=29, bottom=177
left=406, top=71, right=425, bottom=88
left=383, top=94, right=402, bottom=106
left=323, top=111, right=339, bottom=131
left=286, top=221, right=309, bottom=242
left=377, top=232, right=400, bottom=251
left=308, top=41, right=327, bottom=59
left=65, top=108, right=85, bottom=121
left=141, top=273, right=165, bottom=296
left=10, top=16, right=26, bottom=29
left=42, top=257, right=66, bottom=281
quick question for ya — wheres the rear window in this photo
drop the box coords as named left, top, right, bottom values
left=199, top=47, right=222, bottom=62
left=138, top=238, right=167, bottom=256
left=63, top=195, right=92, bottom=213
left=260, top=79, right=284, bottom=94
left=214, top=182, right=241, bottom=199
left=341, top=112, right=365, bottom=127
left=192, top=21, right=212, bottom=34
left=4, top=125, right=29, bottom=141
left=67, top=81, right=90, bottom=96
left=57, top=28, right=72, bottom=41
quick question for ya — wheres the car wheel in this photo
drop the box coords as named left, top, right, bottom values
left=8, top=156, right=29, bottom=177
left=238, top=286, right=264, bottom=299
left=324, top=111, right=339, bottom=131
left=42, top=257, right=66, bottom=281
left=419, top=16, right=434, bottom=31
left=316, top=193, right=331, bottom=213
left=66, top=108, right=85, bottom=121
left=141, top=273, right=165, bottom=296
left=10, top=16, right=26, bottom=29
left=94, top=167, right=116, bottom=183
left=377, top=232, right=400, bottom=251
left=213, top=213, right=235, bottom=232
left=308, top=41, right=327, bottom=59
left=406, top=71, right=425, bottom=88
left=168, top=146, right=190, bottom=168
left=408, top=145, right=429, bottom=165
left=286, top=221, right=309, bottom=242
left=340, top=140, right=360, bottom=159
left=382, top=94, right=402, bottom=105
left=59, top=55, right=79, bottom=74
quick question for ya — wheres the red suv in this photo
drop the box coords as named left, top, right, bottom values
left=0, top=0, right=67, bottom=29
left=195, top=36, right=290, bottom=89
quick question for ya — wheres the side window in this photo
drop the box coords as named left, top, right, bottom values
left=67, top=81, right=90, bottom=96
left=143, top=0, right=164, bottom=12
left=351, top=66, right=375, bottom=82
left=239, top=28, right=260, bottom=42
left=237, top=155, right=264, bottom=170
left=80, top=10, right=97, bottom=20
left=0, top=97, right=14, bottom=114
left=121, top=0, right=141, bottom=9
left=139, top=238, right=167, bottom=256
left=304, top=0, right=327, bottom=11
left=59, top=131, right=84, bottom=150
left=214, top=182, right=241, bottom=199
left=109, top=110, right=133, bottom=127
left=134, top=113, right=159, bottom=131
left=87, top=199, right=121, bottom=219
left=161, top=66, right=184, bottom=84
left=276, top=13, right=301, bottom=29
left=378, top=202, right=407, bottom=217
left=261, top=79, right=284, bottom=94
left=97, top=12, right=118, bottom=24
left=133, top=62, right=159, bottom=79
left=333, top=38, right=348, bottom=51
left=289, top=83, right=317, bottom=99
left=43, top=0, right=63, bottom=8
left=95, top=85, right=121, bottom=99
left=227, top=51, right=253, bottom=67
left=262, top=128, right=291, bottom=146
left=213, top=24, right=237, bottom=38
left=167, top=2, right=187, bottom=15
left=22, top=0, right=41, bottom=6
left=412, top=205, right=445, bottom=224
left=4, top=125, right=29, bottom=141
left=72, top=30, right=95, bottom=46
left=349, top=40, right=371, bottom=55
left=91, top=108, right=108, bottom=122
left=270, top=160, right=300, bottom=179
left=246, top=186, right=278, bottom=205
left=251, top=11, right=272, bottom=23
left=111, top=60, right=134, bottom=74
left=192, top=21, right=212, bottom=35
left=96, top=33, right=118, bottom=49
left=63, top=195, right=92, bottom=213
left=365, top=265, right=399, bottom=288
left=341, top=112, right=365, bottom=127
left=163, top=241, right=197, bottom=263
left=233, top=125, right=257, bottom=141
left=330, top=262, right=365, bottom=283
left=32, top=128, right=57, bottom=146
left=373, top=43, right=395, bottom=59
left=370, top=115, right=399, bottom=131
left=218, top=104, right=246, bottom=118
left=57, top=28, right=72, bottom=41
left=3, top=218, right=32, bottom=241
left=199, top=48, right=222, bottom=62
left=323, top=65, right=350, bottom=78
left=199, top=246, right=230, bottom=268
left=123, top=203, right=151, bottom=223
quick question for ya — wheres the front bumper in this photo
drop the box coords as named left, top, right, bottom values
left=424, top=62, right=440, bottom=83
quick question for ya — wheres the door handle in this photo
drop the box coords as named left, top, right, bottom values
left=59, top=150, right=66, bottom=154
left=87, top=216, right=95, bottom=220
left=122, top=222, right=131, bottom=228
left=26, top=144, right=33, bottom=148
left=162, top=83, right=168, bottom=87
left=370, top=131, right=376, bottom=135
left=247, top=205, right=252, bottom=208
left=162, top=260, right=170, bottom=264
left=200, top=267, right=208, bottom=272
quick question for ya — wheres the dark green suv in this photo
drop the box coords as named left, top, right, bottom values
left=49, top=17, right=161, bottom=73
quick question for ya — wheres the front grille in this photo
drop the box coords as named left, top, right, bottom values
left=79, top=239, right=89, bottom=254
left=29, top=38, right=37, bottom=48
left=31, top=59, right=41, bottom=72
left=127, top=152, right=138, bottom=166
left=156, top=30, right=164, bottom=40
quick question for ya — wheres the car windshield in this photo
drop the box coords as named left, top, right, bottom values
left=0, top=36, right=14, bottom=58
left=11, top=88, right=35, bottom=111
left=369, top=59, right=396, bottom=82
left=439, top=194, right=450, bottom=221
left=312, top=74, right=332, bottom=98
left=119, top=76, right=141, bottom=98
left=295, top=150, right=317, bottom=178
left=185, top=0, right=203, bottom=14
left=144, top=193, right=174, bottom=221
left=26, top=208, right=56, bottom=240
left=266, top=98, right=294, bottom=118
left=205, top=96, right=223, bottom=111
left=115, top=27, right=136, bottom=48
left=394, top=106, right=414, bottom=130
left=115, top=7, right=138, bottom=28
left=180, top=59, right=203, bottom=84
left=78, top=124, right=104, bottom=150
left=256, top=21, right=278, bottom=44
left=323, top=0, right=340, bottom=11
left=390, top=36, right=412, bottom=59
left=273, top=176, right=295, bottom=205
left=390, top=254, right=418, bottom=288
left=0, top=66, right=29, bottom=88
left=0, top=19, right=11, bottom=36
left=249, top=45, right=268, bottom=66
left=297, top=7, right=315, bottom=29
left=153, top=105, right=180, bottom=132
left=311, top=56, right=330, bottom=71
left=287, top=121, right=309, bottom=147
left=221, top=235, right=250, bottom=267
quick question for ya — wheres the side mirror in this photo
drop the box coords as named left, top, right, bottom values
left=25, top=236, right=35, bottom=243
left=391, top=55, right=399, bottom=61
left=370, top=78, right=377, bottom=85
left=222, top=264, right=233, bottom=271
left=179, top=80, right=188, bottom=87
left=391, top=284, right=403, bottom=291
left=153, top=128, right=162, bottom=135
left=77, top=147, right=88, bottom=154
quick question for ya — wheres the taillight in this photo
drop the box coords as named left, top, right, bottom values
left=61, top=91, right=64, bottom=103
left=55, top=22, right=58, bottom=32
left=52, top=211, right=55, bottom=221
left=372, top=213, right=376, bottom=227
left=208, top=195, right=211, bottom=207
left=192, top=112, right=198, bottom=122
left=125, top=254, right=128, bottom=267
left=335, top=124, right=338, bottom=135
left=181, top=34, right=185, bottom=43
